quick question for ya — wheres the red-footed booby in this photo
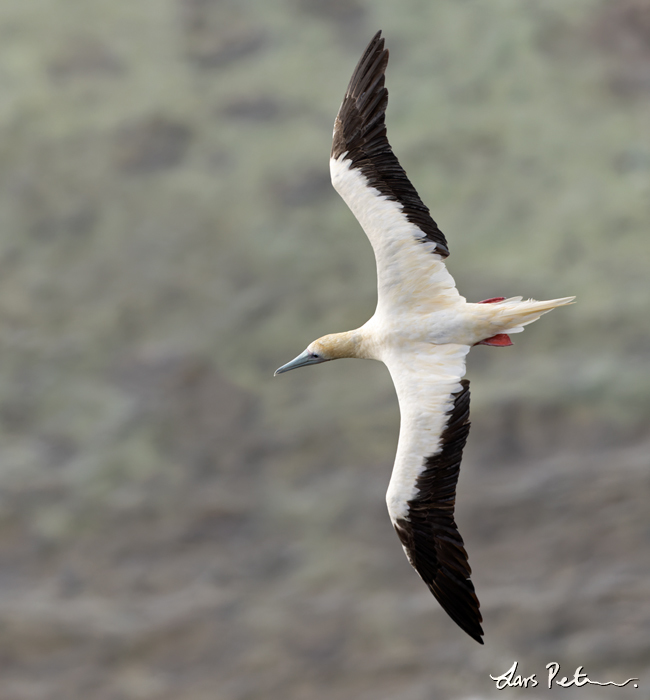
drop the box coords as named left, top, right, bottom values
left=275, top=31, right=574, bottom=644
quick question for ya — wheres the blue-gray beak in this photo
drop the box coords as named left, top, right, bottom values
left=274, top=349, right=325, bottom=376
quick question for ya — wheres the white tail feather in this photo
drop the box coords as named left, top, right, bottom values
left=494, top=296, right=576, bottom=333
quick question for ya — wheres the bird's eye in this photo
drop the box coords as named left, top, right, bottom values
left=310, top=352, right=320, bottom=359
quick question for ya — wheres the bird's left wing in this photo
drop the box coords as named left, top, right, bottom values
left=330, top=31, right=462, bottom=313
left=383, top=343, right=483, bottom=644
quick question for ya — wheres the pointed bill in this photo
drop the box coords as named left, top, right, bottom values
left=274, top=349, right=325, bottom=375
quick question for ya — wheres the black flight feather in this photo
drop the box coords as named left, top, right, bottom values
left=393, top=379, right=484, bottom=644
left=331, top=31, right=450, bottom=257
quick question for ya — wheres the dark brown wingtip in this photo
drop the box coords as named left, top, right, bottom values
left=352, top=30, right=385, bottom=80
left=341, top=31, right=386, bottom=102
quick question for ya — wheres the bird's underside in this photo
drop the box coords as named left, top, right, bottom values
left=276, top=30, right=574, bottom=645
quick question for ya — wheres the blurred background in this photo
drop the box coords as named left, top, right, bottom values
left=0, top=0, right=649, bottom=698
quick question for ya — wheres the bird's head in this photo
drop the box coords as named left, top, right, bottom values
left=274, top=331, right=364, bottom=376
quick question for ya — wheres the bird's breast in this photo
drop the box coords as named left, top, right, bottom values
left=364, top=303, right=489, bottom=357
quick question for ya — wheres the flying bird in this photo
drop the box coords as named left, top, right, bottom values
left=275, top=31, right=574, bottom=644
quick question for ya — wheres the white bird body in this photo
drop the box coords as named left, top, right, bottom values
left=276, top=32, right=574, bottom=644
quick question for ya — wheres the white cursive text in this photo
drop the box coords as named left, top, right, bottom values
left=489, top=661, right=639, bottom=690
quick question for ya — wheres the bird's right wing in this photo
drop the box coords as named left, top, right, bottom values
left=330, top=31, right=462, bottom=314
left=383, top=343, right=483, bottom=644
